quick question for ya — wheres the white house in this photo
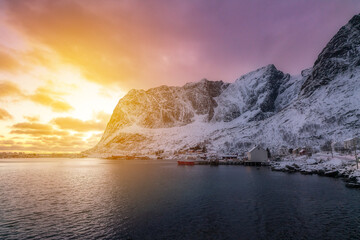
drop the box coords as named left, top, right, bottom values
left=246, top=146, right=268, bottom=163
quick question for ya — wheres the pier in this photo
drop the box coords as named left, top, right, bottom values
left=178, top=160, right=269, bottom=166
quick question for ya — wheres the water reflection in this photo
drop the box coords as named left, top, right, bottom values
left=0, top=159, right=359, bottom=239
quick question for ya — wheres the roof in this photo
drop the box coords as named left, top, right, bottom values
left=248, top=146, right=265, bottom=153
left=344, top=137, right=359, bottom=142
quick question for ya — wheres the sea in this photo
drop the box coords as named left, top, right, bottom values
left=0, top=158, right=359, bottom=239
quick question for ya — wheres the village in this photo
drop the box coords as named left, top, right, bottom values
left=150, top=137, right=360, bottom=188
left=2, top=137, right=360, bottom=188
left=153, top=137, right=359, bottom=167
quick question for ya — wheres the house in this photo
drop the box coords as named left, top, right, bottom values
left=299, top=146, right=313, bottom=156
left=246, top=146, right=268, bottom=163
left=344, top=137, right=360, bottom=150
left=332, top=142, right=346, bottom=153
left=278, top=146, right=289, bottom=156
left=293, top=148, right=300, bottom=155
left=299, top=149, right=307, bottom=156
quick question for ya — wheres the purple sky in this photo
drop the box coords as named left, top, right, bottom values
left=157, top=0, right=360, bottom=80
left=2, top=0, right=360, bottom=88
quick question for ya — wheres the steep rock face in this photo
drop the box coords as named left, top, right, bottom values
left=301, top=14, right=360, bottom=97
left=98, top=79, right=229, bottom=146
left=91, top=64, right=303, bottom=155
left=213, top=64, right=290, bottom=122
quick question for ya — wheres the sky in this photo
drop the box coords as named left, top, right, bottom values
left=0, top=0, right=359, bottom=153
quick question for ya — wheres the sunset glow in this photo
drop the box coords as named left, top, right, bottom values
left=0, top=0, right=359, bottom=152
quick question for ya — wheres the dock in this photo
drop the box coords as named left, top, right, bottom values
left=189, top=160, right=269, bottom=166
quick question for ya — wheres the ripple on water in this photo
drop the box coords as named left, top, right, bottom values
left=0, top=159, right=360, bottom=240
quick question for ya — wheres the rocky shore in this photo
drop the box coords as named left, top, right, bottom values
left=270, top=153, right=360, bottom=188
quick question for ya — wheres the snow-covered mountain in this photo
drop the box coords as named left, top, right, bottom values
left=88, top=14, right=360, bottom=156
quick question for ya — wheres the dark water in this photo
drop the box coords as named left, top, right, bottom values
left=0, top=158, right=360, bottom=240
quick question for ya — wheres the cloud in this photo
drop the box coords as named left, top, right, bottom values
left=4, top=0, right=360, bottom=90
left=4, top=118, right=100, bottom=152
left=52, top=116, right=106, bottom=132
left=0, top=142, right=88, bottom=152
left=10, top=122, right=69, bottom=136
left=4, top=1, right=134, bottom=87
left=0, top=50, right=19, bottom=71
left=12, top=122, right=52, bottom=130
left=0, top=80, right=73, bottom=112
left=2, top=0, right=209, bottom=90
left=1, top=129, right=97, bottom=152
left=0, top=108, right=13, bottom=120
left=0, top=139, right=15, bottom=144
left=23, top=115, right=39, bottom=122
left=0, top=81, right=23, bottom=98
left=29, top=87, right=73, bottom=112
left=35, top=135, right=85, bottom=147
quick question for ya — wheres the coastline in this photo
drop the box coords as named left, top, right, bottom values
left=1, top=152, right=359, bottom=188
left=270, top=153, right=360, bottom=188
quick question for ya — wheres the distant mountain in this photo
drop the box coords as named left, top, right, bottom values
left=87, top=13, right=360, bottom=156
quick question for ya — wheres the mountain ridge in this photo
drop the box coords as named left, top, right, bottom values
left=88, top=13, right=360, bottom=156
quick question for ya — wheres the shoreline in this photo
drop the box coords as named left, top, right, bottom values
left=269, top=153, right=360, bottom=188
left=1, top=153, right=359, bottom=188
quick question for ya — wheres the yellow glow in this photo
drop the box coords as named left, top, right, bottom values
left=0, top=62, right=125, bottom=152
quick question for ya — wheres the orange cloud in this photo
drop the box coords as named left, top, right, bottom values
left=3, top=118, right=101, bottom=152
left=10, top=122, right=69, bottom=136
left=0, top=139, right=15, bottom=145
left=3, top=0, right=203, bottom=90
left=12, top=122, right=52, bottom=130
left=29, top=87, right=73, bottom=112
left=4, top=1, right=134, bottom=87
left=0, top=81, right=73, bottom=112
left=2, top=127, right=98, bottom=152
left=23, top=115, right=40, bottom=122
left=0, top=142, right=88, bottom=152
left=36, top=135, right=85, bottom=147
left=52, top=116, right=106, bottom=132
left=0, top=50, right=19, bottom=71
left=0, top=81, right=23, bottom=98
left=0, top=108, right=13, bottom=120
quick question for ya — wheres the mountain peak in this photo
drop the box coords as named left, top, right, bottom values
left=348, top=13, right=360, bottom=26
left=300, top=13, right=360, bottom=97
left=234, top=64, right=283, bottom=87
left=252, top=64, right=278, bottom=74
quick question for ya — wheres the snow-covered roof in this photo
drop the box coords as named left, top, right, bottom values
left=344, top=137, right=359, bottom=142
left=248, top=146, right=265, bottom=153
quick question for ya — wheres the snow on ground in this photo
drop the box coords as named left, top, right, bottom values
left=271, top=152, right=360, bottom=186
